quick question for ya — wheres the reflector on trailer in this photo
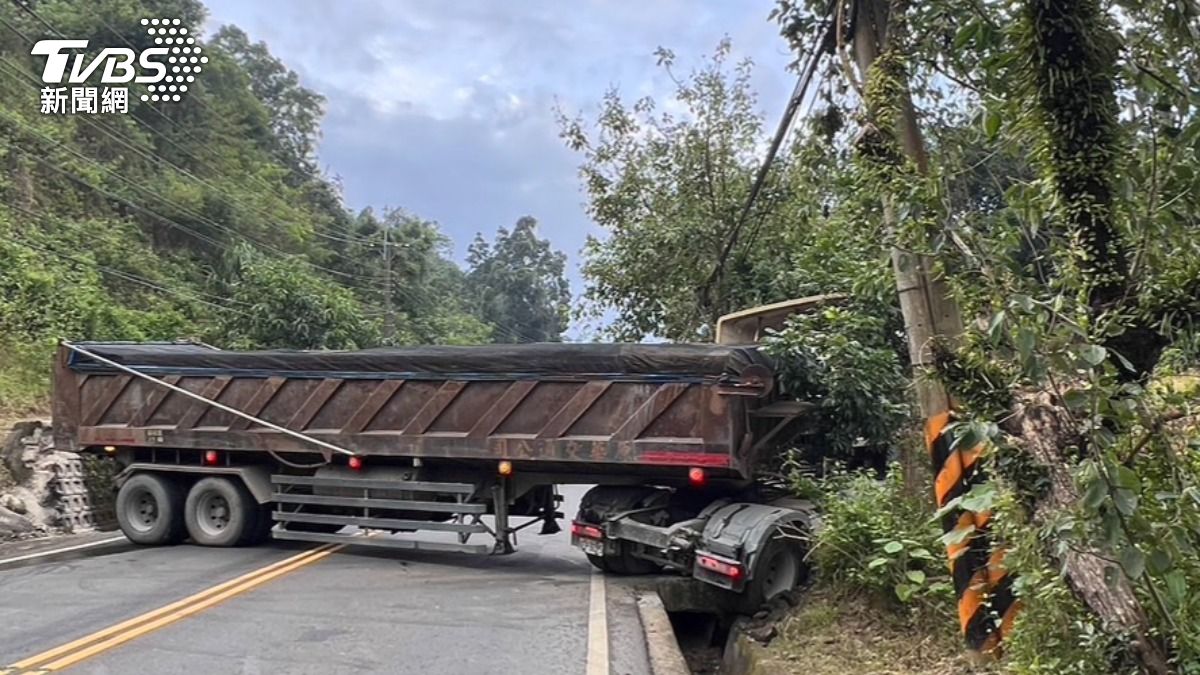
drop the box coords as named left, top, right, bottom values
left=498, top=460, right=513, bottom=476
left=570, top=521, right=603, bottom=540
left=348, top=456, right=364, bottom=471
left=688, top=466, right=706, bottom=487
left=203, top=450, right=219, bottom=466
left=696, top=552, right=743, bottom=579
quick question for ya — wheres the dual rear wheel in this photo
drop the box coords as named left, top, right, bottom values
left=116, top=473, right=268, bottom=547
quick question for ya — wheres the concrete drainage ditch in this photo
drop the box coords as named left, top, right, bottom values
left=641, top=576, right=803, bottom=675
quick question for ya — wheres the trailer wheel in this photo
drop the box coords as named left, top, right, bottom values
left=184, top=477, right=256, bottom=547
left=578, top=486, right=667, bottom=575
left=741, top=533, right=806, bottom=611
left=116, top=473, right=186, bottom=545
left=241, top=504, right=275, bottom=545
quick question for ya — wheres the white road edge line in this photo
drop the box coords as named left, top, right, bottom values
left=586, top=569, right=610, bottom=675
left=0, top=536, right=127, bottom=567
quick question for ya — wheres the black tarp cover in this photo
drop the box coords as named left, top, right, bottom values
left=69, top=342, right=771, bottom=381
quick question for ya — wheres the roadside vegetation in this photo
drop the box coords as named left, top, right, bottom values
left=560, top=0, right=1199, bottom=672
left=0, top=1, right=572, bottom=416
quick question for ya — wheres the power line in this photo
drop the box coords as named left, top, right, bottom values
left=4, top=207, right=258, bottom=319
left=5, top=117, right=540, bottom=341
left=0, top=14, right=375, bottom=266
left=0, top=53, right=383, bottom=286
left=65, top=4, right=375, bottom=246
left=2, top=9, right=509, bottom=329
left=1, top=12, right=543, bottom=345
left=0, top=96, right=379, bottom=285
left=696, top=0, right=837, bottom=313
left=2, top=108, right=507, bottom=337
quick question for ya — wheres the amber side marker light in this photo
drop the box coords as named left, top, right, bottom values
left=498, top=460, right=513, bottom=476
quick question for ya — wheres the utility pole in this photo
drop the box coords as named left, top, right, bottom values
left=851, top=0, right=962, bottom=480
left=849, top=0, right=1008, bottom=656
left=382, top=226, right=395, bottom=343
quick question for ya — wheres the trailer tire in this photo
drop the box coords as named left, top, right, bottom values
left=243, top=505, right=275, bottom=545
left=578, top=486, right=667, bottom=575
left=739, top=533, right=805, bottom=612
left=116, top=473, right=187, bottom=545
left=184, top=477, right=256, bottom=547
left=585, top=554, right=612, bottom=572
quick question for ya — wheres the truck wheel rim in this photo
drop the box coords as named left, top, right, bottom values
left=195, top=492, right=231, bottom=536
left=126, top=487, right=159, bottom=533
left=761, top=548, right=799, bottom=599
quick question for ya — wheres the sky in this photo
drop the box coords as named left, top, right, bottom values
left=200, top=1, right=797, bottom=297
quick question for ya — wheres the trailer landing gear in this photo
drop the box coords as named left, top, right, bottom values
left=491, top=478, right=513, bottom=554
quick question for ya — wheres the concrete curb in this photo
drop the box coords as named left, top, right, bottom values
left=721, top=619, right=786, bottom=675
left=636, top=592, right=691, bottom=675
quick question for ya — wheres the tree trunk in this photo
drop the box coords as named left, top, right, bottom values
left=1004, top=394, right=1172, bottom=674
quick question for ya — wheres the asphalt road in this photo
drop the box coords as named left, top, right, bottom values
left=0, top=486, right=653, bottom=674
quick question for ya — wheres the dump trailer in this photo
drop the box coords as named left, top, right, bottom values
left=52, top=307, right=823, bottom=605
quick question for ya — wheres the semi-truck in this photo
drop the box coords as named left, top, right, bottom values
left=52, top=297, right=834, bottom=608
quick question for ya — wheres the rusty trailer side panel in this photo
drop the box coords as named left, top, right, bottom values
left=53, top=345, right=758, bottom=478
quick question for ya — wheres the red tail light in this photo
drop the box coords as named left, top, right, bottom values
left=203, top=450, right=219, bottom=466
left=348, top=456, right=364, bottom=471
left=688, top=466, right=706, bottom=487
left=696, top=553, right=743, bottom=580
left=570, top=521, right=603, bottom=540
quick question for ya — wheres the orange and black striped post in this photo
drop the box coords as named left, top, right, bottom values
left=926, top=411, right=1021, bottom=653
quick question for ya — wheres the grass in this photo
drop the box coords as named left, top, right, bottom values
left=758, top=586, right=995, bottom=675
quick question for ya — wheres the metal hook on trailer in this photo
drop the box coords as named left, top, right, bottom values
left=60, top=341, right=357, bottom=459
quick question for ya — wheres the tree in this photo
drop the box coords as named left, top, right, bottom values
left=559, top=41, right=789, bottom=341
left=769, top=0, right=1199, bottom=668
left=208, top=25, right=325, bottom=179
left=215, top=245, right=378, bottom=350
left=466, top=217, right=570, bottom=343
left=0, top=0, right=502, bottom=413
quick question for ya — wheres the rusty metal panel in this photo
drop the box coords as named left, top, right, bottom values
left=56, top=345, right=755, bottom=477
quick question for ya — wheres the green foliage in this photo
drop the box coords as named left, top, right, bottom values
left=771, top=0, right=1200, bottom=666
left=562, top=41, right=821, bottom=339
left=764, top=304, right=910, bottom=468
left=0, top=0, right=570, bottom=412
left=466, top=216, right=571, bottom=343
left=214, top=245, right=378, bottom=350
left=992, top=486, right=1137, bottom=675
left=808, top=467, right=955, bottom=612
left=0, top=337, right=55, bottom=412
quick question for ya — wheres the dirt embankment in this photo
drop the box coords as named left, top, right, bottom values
left=725, top=587, right=991, bottom=675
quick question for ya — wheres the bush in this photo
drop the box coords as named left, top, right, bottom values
left=0, top=338, right=53, bottom=413
left=763, top=304, right=910, bottom=472
left=808, top=466, right=955, bottom=612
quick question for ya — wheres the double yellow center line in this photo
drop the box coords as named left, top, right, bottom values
left=3, top=543, right=342, bottom=673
